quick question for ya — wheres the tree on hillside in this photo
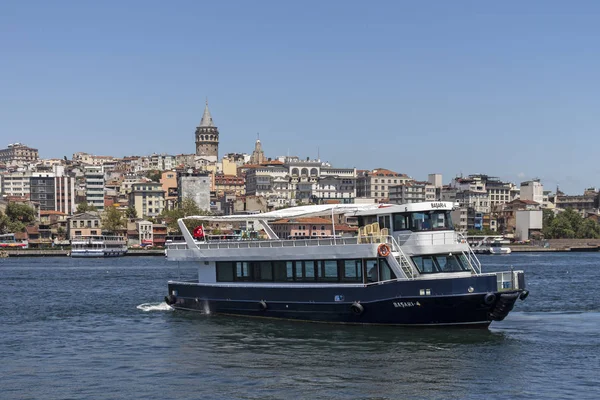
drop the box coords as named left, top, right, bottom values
left=5, top=203, right=37, bottom=225
left=159, top=197, right=211, bottom=233
left=76, top=203, right=97, bottom=213
left=125, top=206, right=138, bottom=219
left=101, top=206, right=126, bottom=234
left=145, top=170, right=162, bottom=182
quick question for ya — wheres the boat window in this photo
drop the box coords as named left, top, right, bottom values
left=393, top=211, right=454, bottom=232
left=285, top=261, right=295, bottom=281
left=378, top=258, right=397, bottom=281
left=378, top=215, right=391, bottom=230
left=236, top=261, right=251, bottom=281
left=217, top=262, right=235, bottom=282
left=412, top=256, right=437, bottom=273
left=392, top=213, right=409, bottom=230
left=319, top=260, right=338, bottom=281
left=365, top=258, right=379, bottom=282
left=343, top=259, right=363, bottom=282
left=258, top=261, right=273, bottom=281
left=273, top=261, right=287, bottom=282
left=304, top=261, right=316, bottom=280
left=412, top=254, right=470, bottom=274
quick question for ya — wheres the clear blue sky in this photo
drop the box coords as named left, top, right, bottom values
left=1, top=1, right=599, bottom=194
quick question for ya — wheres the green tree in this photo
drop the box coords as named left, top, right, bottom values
left=577, top=219, right=600, bottom=239
left=76, top=203, right=97, bottom=213
left=561, top=208, right=583, bottom=233
left=549, top=217, right=575, bottom=239
left=145, top=170, right=162, bottom=182
left=5, top=203, right=36, bottom=225
left=101, top=206, right=126, bottom=234
left=159, top=197, right=211, bottom=233
left=542, top=209, right=555, bottom=238
left=125, top=206, right=138, bottom=219
left=0, top=212, right=11, bottom=234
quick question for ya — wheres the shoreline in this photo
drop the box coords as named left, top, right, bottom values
left=2, top=250, right=166, bottom=257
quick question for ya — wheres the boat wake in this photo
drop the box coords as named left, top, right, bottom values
left=137, top=302, right=174, bottom=312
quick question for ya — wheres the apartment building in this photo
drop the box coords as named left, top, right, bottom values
left=0, top=143, right=39, bottom=165
left=356, top=169, right=413, bottom=203
left=129, top=182, right=166, bottom=218
left=84, top=165, right=105, bottom=212
left=389, top=181, right=436, bottom=204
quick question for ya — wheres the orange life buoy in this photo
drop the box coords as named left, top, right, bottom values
left=377, top=243, right=391, bottom=257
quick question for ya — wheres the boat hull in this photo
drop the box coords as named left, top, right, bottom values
left=70, top=250, right=127, bottom=258
left=166, top=274, right=526, bottom=326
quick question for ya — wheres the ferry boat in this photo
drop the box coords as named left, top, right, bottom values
left=70, top=235, right=128, bottom=257
left=165, top=202, right=528, bottom=327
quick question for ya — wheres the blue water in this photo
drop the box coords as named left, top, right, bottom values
left=0, top=253, right=598, bottom=400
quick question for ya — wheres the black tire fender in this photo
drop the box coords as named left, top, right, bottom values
left=350, top=302, right=364, bottom=315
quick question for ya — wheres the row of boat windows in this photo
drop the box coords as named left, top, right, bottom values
left=361, top=211, right=454, bottom=232
left=216, top=258, right=397, bottom=283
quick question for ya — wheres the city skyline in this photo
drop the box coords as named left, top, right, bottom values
left=2, top=1, right=599, bottom=194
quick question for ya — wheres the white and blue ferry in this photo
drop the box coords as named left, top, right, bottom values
left=165, top=202, right=528, bottom=327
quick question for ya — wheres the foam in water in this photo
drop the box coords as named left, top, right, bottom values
left=137, top=302, right=174, bottom=312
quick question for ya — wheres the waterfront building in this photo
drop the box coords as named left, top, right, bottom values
left=177, top=172, right=211, bottom=212
left=496, top=199, right=542, bottom=235
left=389, top=181, right=436, bottom=204
left=356, top=169, right=413, bottom=203
left=84, top=165, right=105, bottom=212
left=152, top=223, right=167, bottom=247
left=270, top=217, right=334, bottom=239
left=195, top=100, right=219, bottom=164
left=129, top=182, right=166, bottom=218
left=0, top=143, right=39, bottom=166
left=68, top=212, right=102, bottom=239
left=126, top=220, right=153, bottom=247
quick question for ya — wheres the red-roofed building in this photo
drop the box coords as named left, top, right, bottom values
left=271, top=217, right=333, bottom=239
left=357, top=169, right=413, bottom=203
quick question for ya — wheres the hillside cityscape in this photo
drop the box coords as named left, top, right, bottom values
left=1, top=101, right=599, bottom=248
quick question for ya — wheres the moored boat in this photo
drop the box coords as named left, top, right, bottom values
left=70, top=235, right=128, bottom=257
left=165, top=202, right=528, bottom=327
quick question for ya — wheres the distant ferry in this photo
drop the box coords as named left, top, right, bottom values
left=70, top=235, right=128, bottom=257
left=165, top=202, right=528, bottom=327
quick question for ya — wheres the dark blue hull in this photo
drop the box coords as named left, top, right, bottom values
left=166, top=273, right=527, bottom=326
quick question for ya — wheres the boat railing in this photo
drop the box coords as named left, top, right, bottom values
left=395, top=231, right=461, bottom=246
left=167, top=236, right=364, bottom=250
left=457, top=232, right=482, bottom=275
left=387, top=235, right=416, bottom=279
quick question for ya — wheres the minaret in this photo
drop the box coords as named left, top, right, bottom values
left=195, top=100, right=219, bottom=163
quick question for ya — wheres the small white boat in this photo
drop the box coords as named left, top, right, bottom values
left=489, top=240, right=512, bottom=255
left=70, top=235, right=128, bottom=257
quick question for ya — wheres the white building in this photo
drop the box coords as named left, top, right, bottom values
left=520, top=179, right=544, bottom=205
left=245, top=159, right=357, bottom=208
left=1, top=171, right=31, bottom=197
left=515, top=210, right=543, bottom=241
left=84, top=165, right=105, bottom=211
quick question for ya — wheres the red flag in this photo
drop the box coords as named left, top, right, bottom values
left=193, top=225, right=205, bottom=239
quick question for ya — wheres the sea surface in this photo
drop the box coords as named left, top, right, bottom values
left=0, top=253, right=598, bottom=400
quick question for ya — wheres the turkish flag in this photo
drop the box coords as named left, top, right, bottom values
left=193, top=225, right=205, bottom=239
